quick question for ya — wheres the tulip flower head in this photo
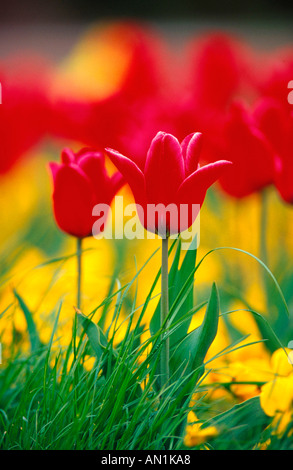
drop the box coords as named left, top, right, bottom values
left=106, top=131, right=231, bottom=237
left=253, top=99, right=293, bottom=204
left=49, top=148, right=124, bottom=238
left=0, top=56, right=50, bottom=174
left=216, top=101, right=276, bottom=198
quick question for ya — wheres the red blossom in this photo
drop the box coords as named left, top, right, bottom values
left=49, top=148, right=124, bottom=238
left=214, top=101, right=277, bottom=198
left=0, top=55, right=51, bottom=174
left=254, top=98, right=293, bottom=203
left=106, top=131, right=231, bottom=236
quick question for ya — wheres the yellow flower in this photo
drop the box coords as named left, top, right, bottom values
left=271, top=411, right=293, bottom=436
left=184, top=411, right=218, bottom=447
left=270, top=348, right=293, bottom=377
left=259, top=348, right=293, bottom=436
left=52, top=22, right=135, bottom=102
left=260, top=374, right=293, bottom=417
left=83, top=355, right=96, bottom=372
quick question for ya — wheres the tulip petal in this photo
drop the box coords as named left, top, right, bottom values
left=144, top=131, right=184, bottom=204
left=177, top=160, right=232, bottom=205
left=78, top=153, right=109, bottom=200
left=52, top=164, right=95, bottom=238
left=110, top=172, right=125, bottom=198
left=181, top=132, right=203, bottom=176
left=49, top=161, right=61, bottom=183
left=61, top=148, right=76, bottom=164
left=105, top=148, right=146, bottom=205
left=220, top=103, right=276, bottom=197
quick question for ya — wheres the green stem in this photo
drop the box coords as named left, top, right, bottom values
left=77, top=237, right=82, bottom=310
left=259, top=189, right=268, bottom=267
left=259, top=189, right=271, bottom=316
left=160, top=236, right=170, bottom=388
left=73, top=237, right=82, bottom=419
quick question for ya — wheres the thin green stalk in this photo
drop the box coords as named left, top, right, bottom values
left=259, top=189, right=271, bottom=315
left=259, top=189, right=268, bottom=267
left=73, top=237, right=82, bottom=418
left=160, top=236, right=170, bottom=388
left=77, top=237, right=83, bottom=310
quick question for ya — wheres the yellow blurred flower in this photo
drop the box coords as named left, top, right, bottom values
left=270, top=347, right=293, bottom=377
left=261, top=375, right=293, bottom=417
left=259, top=348, right=293, bottom=436
left=83, top=355, right=97, bottom=372
left=51, top=22, right=134, bottom=102
left=0, top=234, right=118, bottom=353
left=203, top=356, right=273, bottom=402
left=0, top=154, right=43, bottom=246
left=184, top=411, right=218, bottom=447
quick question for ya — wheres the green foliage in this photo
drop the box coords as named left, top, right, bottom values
left=170, top=282, right=219, bottom=384
left=202, top=397, right=271, bottom=450
left=13, top=289, right=42, bottom=353
left=149, top=237, right=220, bottom=400
left=0, top=234, right=292, bottom=450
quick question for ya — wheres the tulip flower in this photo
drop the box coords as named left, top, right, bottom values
left=106, top=131, right=231, bottom=237
left=0, top=55, right=51, bottom=174
left=165, top=33, right=258, bottom=173
left=253, top=99, right=293, bottom=204
left=185, top=33, right=248, bottom=113
left=49, top=147, right=124, bottom=238
left=106, top=131, right=231, bottom=387
left=49, top=147, right=124, bottom=308
left=215, top=101, right=276, bottom=199
left=257, top=46, right=293, bottom=110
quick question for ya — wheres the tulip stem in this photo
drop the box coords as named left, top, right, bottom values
left=72, top=237, right=82, bottom=420
left=77, top=237, right=82, bottom=310
left=260, top=189, right=268, bottom=267
left=160, top=236, right=170, bottom=388
left=259, top=189, right=271, bottom=313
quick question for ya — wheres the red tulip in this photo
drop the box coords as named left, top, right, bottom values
left=49, top=148, right=124, bottom=238
left=106, top=131, right=231, bottom=237
left=0, top=55, right=51, bottom=174
left=257, top=46, right=293, bottom=111
left=171, top=32, right=254, bottom=165
left=254, top=98, right=293, bottom=203
left=185, top=32, right=248, bottom=112
left=215, top=101, right=276, bottom=198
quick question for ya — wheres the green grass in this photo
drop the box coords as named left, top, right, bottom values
left=0, top=303, right=199, bottom=449
left=0, top=313, right=274, bottom=450
left=1, top=302, right=291, bottom=450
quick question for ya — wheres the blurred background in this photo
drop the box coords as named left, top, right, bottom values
left=1, top=0, right=293, bottom=23
left=0, top=0, right=293, bottom=57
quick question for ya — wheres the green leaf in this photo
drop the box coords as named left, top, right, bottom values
left=170, top=235, right=198, bottom=345
left=13, top=289, right=42, bottom=352
left=170, top=282, right=219, bottom=381
left=203, top=396, right=271, bottom=450
left=197, top=246, right=290, bottom=317
left=77, top=310, right=111, bottom=360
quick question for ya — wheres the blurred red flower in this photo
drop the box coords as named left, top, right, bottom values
left=48, top=22, right=172, bottom=169
left=49, top=148, right=124, bottom=238
left=257, top=46, right=293, bottom=111
left=254, top=98, right=293, bottom=203
left=0, top=55, right=51, bottom=174
left=171, top=32, right=256, bottom=167
left=212, top=101, right=277, bottom=198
